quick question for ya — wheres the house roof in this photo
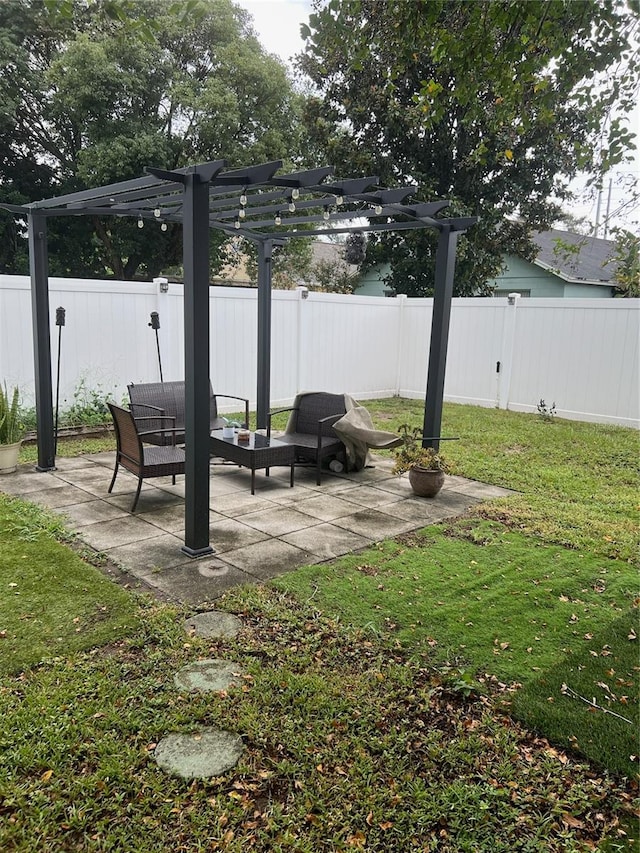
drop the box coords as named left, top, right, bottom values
left=532, top=228, right=617, bottom=284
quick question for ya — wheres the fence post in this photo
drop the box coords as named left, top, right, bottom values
left=497, top=292, right=520, bottom=410
left=394, top=294, right=407, bottom=396
left=296, top=286, right=308, bottom=395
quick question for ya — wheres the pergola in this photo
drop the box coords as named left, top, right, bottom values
left=3, top=158, right=477, bottom=556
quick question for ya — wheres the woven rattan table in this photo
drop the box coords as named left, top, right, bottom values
left=209, top=430, right=295, bottom=495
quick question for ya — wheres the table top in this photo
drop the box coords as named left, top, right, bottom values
left=209, top=430, right=289, bottom=451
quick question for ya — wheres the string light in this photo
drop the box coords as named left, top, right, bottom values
left=335, top=195, right=344, bottom=205
left=239, top=192, right=247, bottom=206
left=137, top=217, right=144, bottom=228
left=374, top=204, right=383, bottom=215
left=323, top=207, right=330, bottom=221
left=238, top=208, right=246, bottom=219
left=291, top=187, right=300, bottom=200
left=274, top=213, right=282, bottom=226
left=288, top=201, right=296, bottom=213
left=234, top=217, right=241, bottom=229
left=153, top=207, right=161, bottom=218
left=161, top=222, right=168, bottom=232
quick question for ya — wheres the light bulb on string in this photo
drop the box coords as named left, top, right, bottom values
left=374, top=204, right=383, bottom=215
left=239, top=192, right=247, bottom=206
left=234, top=217, right=241, bottom=229
left=335, top=195, right=344, bottom=206
left=288, top=201, right=296, bottom=213
left=323, top=207, right=330, bottom=221
left=153, top=207, right=161, bottom=218
left=137, top=217, right=144, bottom=229
left=274, top=213, right=282, bottom=226
left=161, top=222, right=168, bottom=232
left=238, top=207, right=246, bottom=219
left=291, top=187, right=300, bottom=200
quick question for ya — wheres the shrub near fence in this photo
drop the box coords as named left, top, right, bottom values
left=1, top=275, right=638, bottom=428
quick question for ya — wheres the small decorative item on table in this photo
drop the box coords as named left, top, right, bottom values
left=237, top=429, right=251, bottom=444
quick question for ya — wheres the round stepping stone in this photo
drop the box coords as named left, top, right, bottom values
left=154, top=728, right=243, bottom=779
left=183, top=610, right=242, bottom=639
left=174, top=659, right=243, bottom=693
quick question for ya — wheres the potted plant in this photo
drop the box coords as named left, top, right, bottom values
left=392, top=423, right=449, bottom=497
left=0, top=383, right=25, bottom=474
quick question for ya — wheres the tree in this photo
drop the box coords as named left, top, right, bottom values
left=609, top=228, right=640, bottom=296
left=0, top=0, right=309, bottom=278
left=299, top=0, right=640, bottom=296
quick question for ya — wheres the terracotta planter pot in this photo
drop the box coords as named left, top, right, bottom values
left=408, top=465, right=445, bottom=498
left=0, top=440, right=22, bottom=474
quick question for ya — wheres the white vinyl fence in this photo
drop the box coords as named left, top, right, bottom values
left=1, top=274, right=638, bottom=428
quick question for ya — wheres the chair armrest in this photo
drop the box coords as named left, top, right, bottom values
left=138, top=426, right=180, bottom=446
left=215, top=394, right=250, bottom=428
left=266, top=406, right=297, bottom=437
left=131, top=402, right=165, bottom=414
left=316, top=413, right=345, bottom=447
left=133, top=414, right=176, bottom=424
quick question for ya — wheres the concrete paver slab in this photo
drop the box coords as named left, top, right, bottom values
left=446, top=480, right=514, bottom=499
left=106, top=487, right=184, bottom=513
left=240, top=506, right=322, bottom=537
left=59, top=499, right=129, bottom=528
left=221, top=538, right=317, bottom=580
left=75, top=516, right=163, bottom=551
left=331, top=508, right=416, bottom=540
left=331, top=484, right=403, bottom=509
left=376, top=496, right=463, bottom=524
left=211, top=491, right=278, bottom=517
left=154, top=728, right=243, bottom=779
left=0, top=470, right=67, bottom=495
left=282, top=522, right=372, bottom=560
left=25, top=484, right=98, bottom=509
left=183, top=611, right=242, bottom=639
left=106, top=533, right=195, bottom=576
left=143, top=561, right=256, bottom=605
left=174, top=659, right=243, bottom=693
left=293, top=492, right=374, bottom=522
left=207, top=517, right=270, bottom=552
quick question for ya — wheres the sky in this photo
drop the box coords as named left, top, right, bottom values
left=235, top=0, right=311, bottom=68
left=236, top=0, right=638, bottom=236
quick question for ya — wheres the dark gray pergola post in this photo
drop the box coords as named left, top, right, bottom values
left=28, top=213, right=56, bottom=471
left=256, top=239, right=273, bottom=430
left=423, top=224, right=460, bottom=450
left=181, top=169, right=214, bottom=557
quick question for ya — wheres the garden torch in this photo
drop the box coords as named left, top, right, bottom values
left=54, top=306, right=65, bottom=456
left=149, top=311, right=163, bottom=382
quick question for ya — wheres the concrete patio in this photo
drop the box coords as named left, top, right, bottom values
left=0, top=453, right=512, bottom=606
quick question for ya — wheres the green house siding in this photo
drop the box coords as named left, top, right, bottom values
left=354, top=263, right=392, bottom=297
left=353, top=253, right=615, bottom=298
left=490, top=255, right=613, bottom=298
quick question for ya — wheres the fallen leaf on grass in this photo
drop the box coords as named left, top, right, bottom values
left=562, top=813, right=585, bottom=829
left=628, top=628, right=637, bottom=640
left=40, top=769, right=53, bottom=783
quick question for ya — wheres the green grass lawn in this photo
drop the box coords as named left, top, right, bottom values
left=275, top=401, right=639, bottom=778
left=0, top=586, right=636, bottom=852
left=2, top=400, right=638, bottom=851
left=0, top=495, right=141, bottom=674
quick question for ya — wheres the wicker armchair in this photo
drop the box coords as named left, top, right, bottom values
left=267, top=392, right=347, bottom=485
left=127, top=380, right=249, bottom=446
left=107, top=402, right=185, bottom=512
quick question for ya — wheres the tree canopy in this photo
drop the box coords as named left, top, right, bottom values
left=0, top=0, right=308, bottom=279
left=299, top=0, right=640, bottom=296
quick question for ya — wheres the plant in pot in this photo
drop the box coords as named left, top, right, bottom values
left=0, top=383, right=25, bottom=474
left=392, top=423, right=449, bottom=497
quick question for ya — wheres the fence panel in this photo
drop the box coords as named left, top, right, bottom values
left=1, top=275, right=637, bottom=427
